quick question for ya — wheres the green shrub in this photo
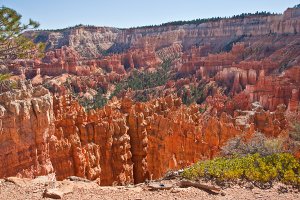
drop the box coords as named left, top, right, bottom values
left=180, top=85, right=204, bottom=105
left=0, top=73, right=17, bottom=93
left=79, top=89, right=108, bottom=111
left=110, top=59, right=172, bottom=98
left=182, top=153, right=300, bottom=185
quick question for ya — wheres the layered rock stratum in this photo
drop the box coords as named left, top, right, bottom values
left=0, top=82, right=288, bottom=185
left=1, top=6, right=300, bottom=185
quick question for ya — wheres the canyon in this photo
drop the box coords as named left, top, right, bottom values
left=1, top=6, right=300, bottom=186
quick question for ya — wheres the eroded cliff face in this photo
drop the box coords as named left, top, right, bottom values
left=0, top=82, right=54, bottom=178
left=181, top=38, right=300, bottom=111
left=0, top=83, right=288, bottom=185
left=1, top=7, right=299, bottom=186
left=51, top=95, right=133, bottom=185
left=16, top=7, right=300, bottom=112
left=48, top=93, right=257, bottom=183
left=27, top=8, right=300, bottom=58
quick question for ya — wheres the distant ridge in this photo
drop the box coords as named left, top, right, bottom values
left=36, top=10, right=280, bottom=32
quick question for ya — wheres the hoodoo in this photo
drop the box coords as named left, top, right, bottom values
left=0, top=3, right=300, bottom=199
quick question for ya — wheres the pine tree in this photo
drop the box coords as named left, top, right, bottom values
left=0, top=6, right=44, bottom=65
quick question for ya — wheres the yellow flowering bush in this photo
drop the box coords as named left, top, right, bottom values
left=182, top=153, right=300, bottom=185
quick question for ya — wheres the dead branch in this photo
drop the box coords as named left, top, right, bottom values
left=178, top=180, right=221, bottom=194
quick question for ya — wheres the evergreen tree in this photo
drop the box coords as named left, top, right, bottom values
left=0, top=6, right=44, bottom=65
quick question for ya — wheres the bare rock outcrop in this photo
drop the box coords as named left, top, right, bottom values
left=1, top=6, right=299, bottom=186
left=0, top=85, right=289, bottom=185
left=51, top=95, right=133, bottom=185
left=0, top=81, right=54, bottom=178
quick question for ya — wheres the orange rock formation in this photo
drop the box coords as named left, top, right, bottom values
left=1, top=6, right=299, bottom=186
left=0, top=83, right=289, bottom=185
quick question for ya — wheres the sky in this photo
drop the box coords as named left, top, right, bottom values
left=1, top=0, right=300, bottom=29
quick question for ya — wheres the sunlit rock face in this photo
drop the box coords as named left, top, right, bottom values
left=0, top=82, right=55, bottom=178
left=1, top=7, right=299, bottom=185
left=0, top=85, right=288, bottom=185
left=27, top=7, right=300, bottom=58
left=18, top=7, right=300, bottom=110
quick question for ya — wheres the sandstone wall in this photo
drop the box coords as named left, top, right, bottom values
left=2, top=7, right=299, bottom=186
left=0, top=82, right=54, bottom=178
left=28, top=8, right=300, bottom=58
left=0, top=84, right=288, bottom=185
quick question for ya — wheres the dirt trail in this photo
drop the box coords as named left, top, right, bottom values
left=0, top=177, right=299, bottom=200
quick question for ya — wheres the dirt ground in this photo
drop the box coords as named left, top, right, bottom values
left=0, top=177, right=299, bottom=200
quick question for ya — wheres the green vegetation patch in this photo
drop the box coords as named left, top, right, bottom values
left=78, top=88, right=107, bottom=111
left=133, top=11, right=276, bottom=29
left=182, top=153, right=300, bottom=185
left=0, top=73, right=17, bottom=93
left=111, top=59, right=172, bottom=98
left=180, top=84, right=207, bottom=105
